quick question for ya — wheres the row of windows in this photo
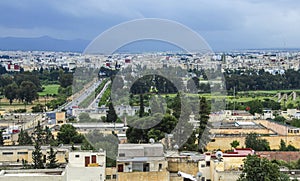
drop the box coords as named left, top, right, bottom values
left=2, top=152, right=28, bottom=155
left=106, top=174, right=117, bottom=180
left=288, top=129, right=300, bottom=134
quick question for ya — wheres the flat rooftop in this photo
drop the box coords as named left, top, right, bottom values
left=211, top=121, right=265, bottom=129
left=0, top=169, right=64, bottom=177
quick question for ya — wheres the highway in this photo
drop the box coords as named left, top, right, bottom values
left=87, top=80, right=111, bottom=109
left=51, top=79, right=104, bottom=112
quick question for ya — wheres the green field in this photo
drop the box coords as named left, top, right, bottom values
left=39, top=84, right=60, bottom=96
left=161, top=89, right=300, bottom=108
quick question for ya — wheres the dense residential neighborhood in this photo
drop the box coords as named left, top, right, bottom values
left=1, top=0, right=300, bottom=180
left=0, top=50, right=299, bottom=180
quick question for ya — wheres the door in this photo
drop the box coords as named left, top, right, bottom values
left=85, top=156, right=90, bottom=167
left=118, top=164, right=124, bottom=172
left=92, top=155, right=97, bottom=163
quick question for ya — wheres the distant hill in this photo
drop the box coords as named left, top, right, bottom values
left=0, top=36, right=90, bottom=52
left=0, top=36, right=185, bottom=53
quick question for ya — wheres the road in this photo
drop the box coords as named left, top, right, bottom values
left=87, top=80, right=111, bottom=109
left=51, top=79, right=103, bottom=112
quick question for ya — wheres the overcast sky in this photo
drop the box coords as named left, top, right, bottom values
left=1, top=0, right=300, bottom=50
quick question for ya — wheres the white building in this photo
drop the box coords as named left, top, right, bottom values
left=0, top=150, right=106, bottom=181
left=67, top=150, right=106, bottom=181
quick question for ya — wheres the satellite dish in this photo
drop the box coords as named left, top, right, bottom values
left=216, top=151, right=223, bottom=159
left=174, top=144, right=179, bottom=150
left=149, top=138, right=155, bottom=144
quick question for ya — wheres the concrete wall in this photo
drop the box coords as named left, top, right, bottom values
left=255, top=120, right=290, bottom=135
left=106, top=167, right=117, bottom=181
left=66, top=166, right=105, bottom=181
left=213, top=171, right=241, bottom=181
left=206, top=136, right=300, bottom=151
left=222, top=157, right=244, bottom=171
left=117, top=171, right=169, bottom=181
left=168, top=162, right=198, bottom=176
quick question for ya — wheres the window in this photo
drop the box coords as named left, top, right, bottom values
left=119, top=153, right=125, bottom=157
left=2, top=152, right=13, bottom=155
left=206, top=161, right=210, bottom=167
left=106, top=175, right=111, bottom=180
left=143, top=163, right=150, bottom=172
left=112, top=174, right=117, bottom=179
left=159, top=163, right=162, bottom=171
left=17, top=152, right=28, bottom=155
left=75, top=155, right=80, bottom=158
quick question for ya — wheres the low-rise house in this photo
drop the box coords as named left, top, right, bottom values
left=116, top=143, right=169, bottom=181
left=199, top=148, right=254, bottom=181
left=67, top=150, right=106, bottom=181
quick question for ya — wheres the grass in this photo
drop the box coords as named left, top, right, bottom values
left=160, top=89, right=300, bottom=107
left=39, top=84, right=60, bottom=96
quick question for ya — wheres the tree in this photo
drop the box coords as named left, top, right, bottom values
left=57, top=124, right=84, bottom=144
left=81, top=139, right=94, bottom=150
left=46, top=147, right=58, bottom=168
left=187, top=77, right=199, bottom=92
left=32, top=104, right=45, bottom=113
left=286, top=144, right=299, bottom=151
left=19, top=81, right=38, bottom=104
left=238, top=155, right=289, bottom=181
left=274, top=116, right=286, bottom=123
left=32, top=137, right=44, bottom=169
left=139, top=94, right=145, bottom=117
left=230, top=140, right=240, bottom=149
left=106, top=102, right=117, bottom=122
left=279, top=139, right=287, bottom=151
left=79, top=112, right=92, bottom=122
left=198, top=97, right=210, bottom=145
left=126, top=126, right=148, bottom=143
left=180, top=131, right=198, bottom=151
left=146, top=113, right=178, bottom=142
left=245, top=100, right=263, bottom=115
left=44, top=126, right=55, bottom=145
left=245, top=133, right=270, bottom=151
left=33, top=121, right=46, bottom=145
left=59, top=73, right=73, bottom=88
left=4, top=83, right=17, bottom=104
left=171, top=92, right=181, bottom=119
left=18, top=129, right=33, bottom=145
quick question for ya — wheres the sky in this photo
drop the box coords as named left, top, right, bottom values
left=1, top=0, right=300, bottom=50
